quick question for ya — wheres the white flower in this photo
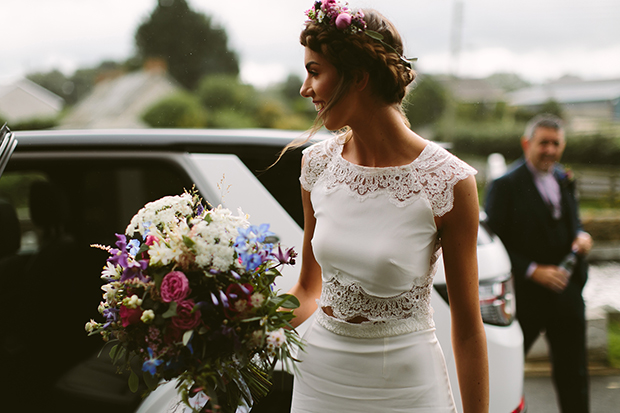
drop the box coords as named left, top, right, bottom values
left=101, top=261, right=121, bottom=280
left=141, top=309, right=155, bottom=324
left=250, top=292, right=265, bottom=308
left=126, top=193, right=194, bottom=236
left=85, top=319, right=98, bottom=333
left=266, top=328, right=286, bottom=348
left=123, top=294, right=143, bottom=309
left=101, top=282, right=121, bottom=304
left=98, top=301, right=107, bottom=315
left=234, top=299, right=248, bottom=313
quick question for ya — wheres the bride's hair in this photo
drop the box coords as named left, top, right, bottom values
left=273, top=8, right=416, bottom=165
left=301, top=9, right=415, bottom=130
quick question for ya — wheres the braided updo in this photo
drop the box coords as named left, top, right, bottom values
left=300, top=9, right=416, bottom=108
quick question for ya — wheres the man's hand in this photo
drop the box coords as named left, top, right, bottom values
left=572, top=232, right=593, bottom=256
left=530, top=265, right=570, bottom=293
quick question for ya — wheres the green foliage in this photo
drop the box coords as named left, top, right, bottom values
left=435, top=118, right=620, bottom=166
left=198, top=75, right=257, bottom=113
left=435, top=119, right=526, bottom=161
left=404, top=75, right=448, bottom=128
left=563, top=133, right=620, bottom=166
left=197, top=75, right=261, bottom=128
left=609, top=317, right=620, bottom=369
left=207, top=108, right=258, bottom=129
left=135, top=0, right=239, bottom=90
left=142, top=92, right=207, bottom=128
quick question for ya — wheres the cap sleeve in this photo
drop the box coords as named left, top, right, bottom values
left=299, top=139, right=333, bottom=192
left=418, top=143, right=478, bottom=217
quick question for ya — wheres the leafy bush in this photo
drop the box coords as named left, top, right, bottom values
left=206, top=108, right=257, bottom=129
left=142, top=92, right=207, bottom=128
left=198, top=74, right=257, bottom=114
left=435, top=120, right=526, bottom=161
left=404, top=75, right=448, bottom=128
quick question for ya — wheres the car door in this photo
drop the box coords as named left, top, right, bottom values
left=0, top=124, right=17, bottom=178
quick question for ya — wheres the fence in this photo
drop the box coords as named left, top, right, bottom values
left=575, top=168, right=620, bottom=205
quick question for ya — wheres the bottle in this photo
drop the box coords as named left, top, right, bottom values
left=558, top=252, right=577, bottom=275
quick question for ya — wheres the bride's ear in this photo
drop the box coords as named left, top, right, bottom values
left=352, top=70, right=370, bottom=91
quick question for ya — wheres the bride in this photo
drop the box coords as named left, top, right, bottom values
left=287, top=2, right=489, bottom=412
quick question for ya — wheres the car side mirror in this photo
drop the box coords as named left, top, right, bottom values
left=0, top=123, right=17, bottom=178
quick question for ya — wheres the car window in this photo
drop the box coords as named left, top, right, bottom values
left=0, top=159, right=194, bottom=251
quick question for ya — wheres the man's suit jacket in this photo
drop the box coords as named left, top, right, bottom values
left=484, top=161, right=587, bottom=316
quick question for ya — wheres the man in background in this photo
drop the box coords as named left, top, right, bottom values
left=485, top=114, right=592, bottom=413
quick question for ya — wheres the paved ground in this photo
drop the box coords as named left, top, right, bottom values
left=524, top=363, right=620, bottom=412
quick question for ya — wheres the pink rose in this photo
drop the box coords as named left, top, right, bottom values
left=145, top=234, right=158, bottom=246
left=171, top=299, right=201, bottom=331
left=160, top=271, right=191, bottom=303
left=120, top=305, right=143, bottom=327
left=335, top=13, right=352, bottom=30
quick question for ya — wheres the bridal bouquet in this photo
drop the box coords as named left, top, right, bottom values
left=85, top=191, right=301, bottom=413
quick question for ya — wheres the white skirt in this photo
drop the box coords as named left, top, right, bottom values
left=291, top=319, right=456, bottom=413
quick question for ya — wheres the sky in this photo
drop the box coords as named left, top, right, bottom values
left=2, top=0, right=620, bottom=88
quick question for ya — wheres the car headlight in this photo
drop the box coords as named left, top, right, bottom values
left=434, top=273, right=516, bottom=326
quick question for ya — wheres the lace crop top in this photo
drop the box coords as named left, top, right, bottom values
left=300, top=136, right=477, bottom=338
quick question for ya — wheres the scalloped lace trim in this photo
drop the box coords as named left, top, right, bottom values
left=300, top=137, right=477, bottom=216
left=316, top=241, right=441, bottom=338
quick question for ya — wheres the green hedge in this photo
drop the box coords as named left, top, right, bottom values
left=435, top=120, right=620, bottom=165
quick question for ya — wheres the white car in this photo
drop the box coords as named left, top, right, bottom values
left=0, top=128, right=524, bottom=412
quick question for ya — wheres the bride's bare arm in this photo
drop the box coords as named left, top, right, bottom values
left=288, top=185, right=322, bottom=328
left=438, top=175, right=489, bottom=413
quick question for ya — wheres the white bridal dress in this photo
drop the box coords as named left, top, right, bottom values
left=290, top=136, right=477, bottom=413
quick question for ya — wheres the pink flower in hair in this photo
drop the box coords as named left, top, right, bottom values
left=335, top=13, right=352, bottom=30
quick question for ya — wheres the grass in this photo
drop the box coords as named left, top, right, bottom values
left=609, top=318, right=620, bottom=369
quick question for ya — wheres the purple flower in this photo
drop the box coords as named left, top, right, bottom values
left=102, top=307, right=119, bottom=328
left=335, top=13, right=352, bottom=30
left=273, top=245, right=297, bottom=265
left=120, top=258, right=149, bottom=282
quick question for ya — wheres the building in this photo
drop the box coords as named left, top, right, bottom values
left=508, top=77, right=620, bottom=123
left=58, top=61, right=181, bottom=129
left=0, top=78, right=64, bottom=123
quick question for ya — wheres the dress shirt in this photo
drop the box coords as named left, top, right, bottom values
left=524, top=161, right=562, bottom=278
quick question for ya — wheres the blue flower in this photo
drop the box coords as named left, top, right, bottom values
left=128, top=239, right=140, bottom=256
left=253, top=223, right=274, bottom=243
left=142, top=348, right=163, bottom=376
left=240, top=251, right=264, bottom=272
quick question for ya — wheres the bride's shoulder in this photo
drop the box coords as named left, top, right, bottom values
left=300, top=135, right=340, bottom=191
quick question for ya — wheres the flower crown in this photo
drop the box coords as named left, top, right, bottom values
left=305, top=0, right=366, bottom=34
left=305, top=0, right=417, bottom=68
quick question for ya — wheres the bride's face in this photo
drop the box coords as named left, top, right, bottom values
left=300, top=47, right=354, bottom=130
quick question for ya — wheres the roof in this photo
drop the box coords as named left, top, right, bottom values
left=0, top=78, right=64, bottom=110
left=508, top=78, right=620, bottom=106
left=435, top=76, right=505, bottom=103
left=58, top=69, right=182, bottom=129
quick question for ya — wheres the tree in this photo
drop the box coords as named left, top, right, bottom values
left=135, top=0, right=239, bottom=90
left=404, top=75, right=448, bottom=128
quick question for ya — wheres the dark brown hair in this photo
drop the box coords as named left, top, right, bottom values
left=273, top=8, right=415, bottom=165
left=301, top=8, right=415, bottom=127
